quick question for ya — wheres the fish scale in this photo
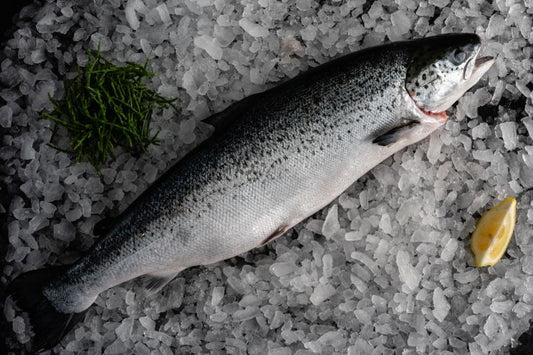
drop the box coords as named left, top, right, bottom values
left=8, top=33, right=494, bottom=351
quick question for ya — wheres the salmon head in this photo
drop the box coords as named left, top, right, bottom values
left=405, top=33, right=494, bottom=117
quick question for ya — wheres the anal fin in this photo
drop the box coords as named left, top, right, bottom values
left=372, top=121, right=420, bottom=147
left=141, top=268, right=183, bottom=296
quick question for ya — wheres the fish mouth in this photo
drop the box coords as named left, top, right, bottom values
left=472, top=56, right=494, bottom=75
left=418, top=107, right=448, bottom=121
left=406, top=89, right=449, bottom=122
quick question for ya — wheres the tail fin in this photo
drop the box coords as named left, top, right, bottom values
left=8, top=267, right=87, bottom=352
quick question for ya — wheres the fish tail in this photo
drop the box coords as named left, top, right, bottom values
left=8, top=267, right=87, bottom=352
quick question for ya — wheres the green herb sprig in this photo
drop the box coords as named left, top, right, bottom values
left=41, top=49, right=179, bottom=170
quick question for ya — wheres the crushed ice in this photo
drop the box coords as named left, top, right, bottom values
left=2, top=0, right=533, bottom=353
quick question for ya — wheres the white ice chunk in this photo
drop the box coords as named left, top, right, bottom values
left=454, top=269, right=479, bottom=284
left=12, top=316, right=25, bottom=334
left=270, top=262, right=297, bottom=277
left=194, top=35, right=223, bottom=60
left=427, top=134, right=442, bottom=164
left=522, top=256, right=533, bottom=275
left=490, top=300, right=514, bottom=314
left=486, top=14, right=505, bottom=39
left=429, top=0, right=450, bottom=8
left=85, top=177, right=104, bottom=194
left=390, top=11, right=411, bottom=35
left=20, top=136, right=36, bottom=160
left=0, top=105, right=13, bottom=128
left=483, top=314, right=499, bottom=337
left=471, top=122, right=491, bottom=140
left=239, top=18, right=269, bottom=38
left=310, top=284, right=336, bottom=305
left=440, top=238, right=458, bottom=262
left=156, top=4, right=171, bottom=25
left=523, top=118, right=533, bottom=139
left=105, top=339, right=127, bottom=354
left=498, top=122, right=517, bottom=150
left=432, top=287, right=450, bottom=322
left=53, top=220, right=76, bottom=242
left=322, top=204, right=340, bottom=239
left=379, top=214, right=392, bottom=234
left=125, top=0, right=140, bottom=30
left=211, top=286, right=225, bottom=307
left=139, top=316, right=155, bottom=330
left=396, top=250, right=420, bottom=291
left=61, top=6, right=74, bottom=18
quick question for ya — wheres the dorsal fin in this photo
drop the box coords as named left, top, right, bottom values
left=93, top=216, right=117, bottom=236
left=203, top=93, right=260, bottom=131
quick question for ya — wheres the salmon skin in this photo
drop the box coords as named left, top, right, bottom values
left=8, top=33, right=493, bottom=351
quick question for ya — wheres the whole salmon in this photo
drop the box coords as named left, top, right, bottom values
left=9, top=33, right=493, bottom=351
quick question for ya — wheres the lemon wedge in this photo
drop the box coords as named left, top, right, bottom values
left=470, top=197, right=517, bottom=267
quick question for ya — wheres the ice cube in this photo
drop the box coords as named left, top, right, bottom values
left=28, top=215, right=47, bottom=235
left=523, top=118, right=533, bottom=139
left=432, top=287, right=450, bottom=322
left=453, top=269, right=479, bottom=284
left=65, top=206, right=82, bottom=222
left=125, top=0, right=140, bottom=30
left=239, top=18, right=269, bottom=38
left=61, top=6, right=74, bottom=17
left=483, top=314, right=499, bottom=337
left=322, top=254, right=333, bottom=278
left=20, top=136, right=36, bottom=160
left=471, top=122, right=491, bottom=140
left=79, top=198, right=92, bottom=217
left=440, top=238, right=458, bottom=262
left=0, top=105, right=13, bottom=128
left=104, top=339, right=127, bottom=354
left=427, top=134, right=442, bottom=164
left=270, top=262, right=297, bottom=277
left=140, top=38, right=151, bottom=55
left=310, top=284, right=336, bottom=305
left=472, top=149, right=493, bottom=162
left=12, top=316, right=25, bottom=334
left=194, top=35, right=223, bottom=60
left=390, top=11, right=411, bottom=35
left=522, top=256, right=533, bottom=275
left=396, top=250, right=420, bottom=291
left=156, top=4, right=171, bottom=24
left=139, top=316, right=155, bottom=330
left=133, top=342, right=150, bottom=355
left=498, top=122, right=517, bottom=150
left=490, top=300, right=514, bottom=314
left=143, top=164, right=158, bottom=183
left=85, top=177, right=104, bottom=194
left=280, top=37, right=303, bottom=55
left=429, top=0, right=450, bottom=8
left=322, top=204, right=340, bottom=239
left=486, top=14, right=505, bottom=39
left=210, top=311, right=228, bottom=322
left=53, top=220, right=76, bottom=241
left=300, top=25, right=317, bottom=41
left=351, top=251, right=379, bottom=275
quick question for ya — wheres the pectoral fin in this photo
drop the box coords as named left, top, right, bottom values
left=372, top=121, right=420, bottom=147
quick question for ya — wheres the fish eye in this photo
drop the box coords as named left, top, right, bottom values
left=450, top=48, right=467, bottom=65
